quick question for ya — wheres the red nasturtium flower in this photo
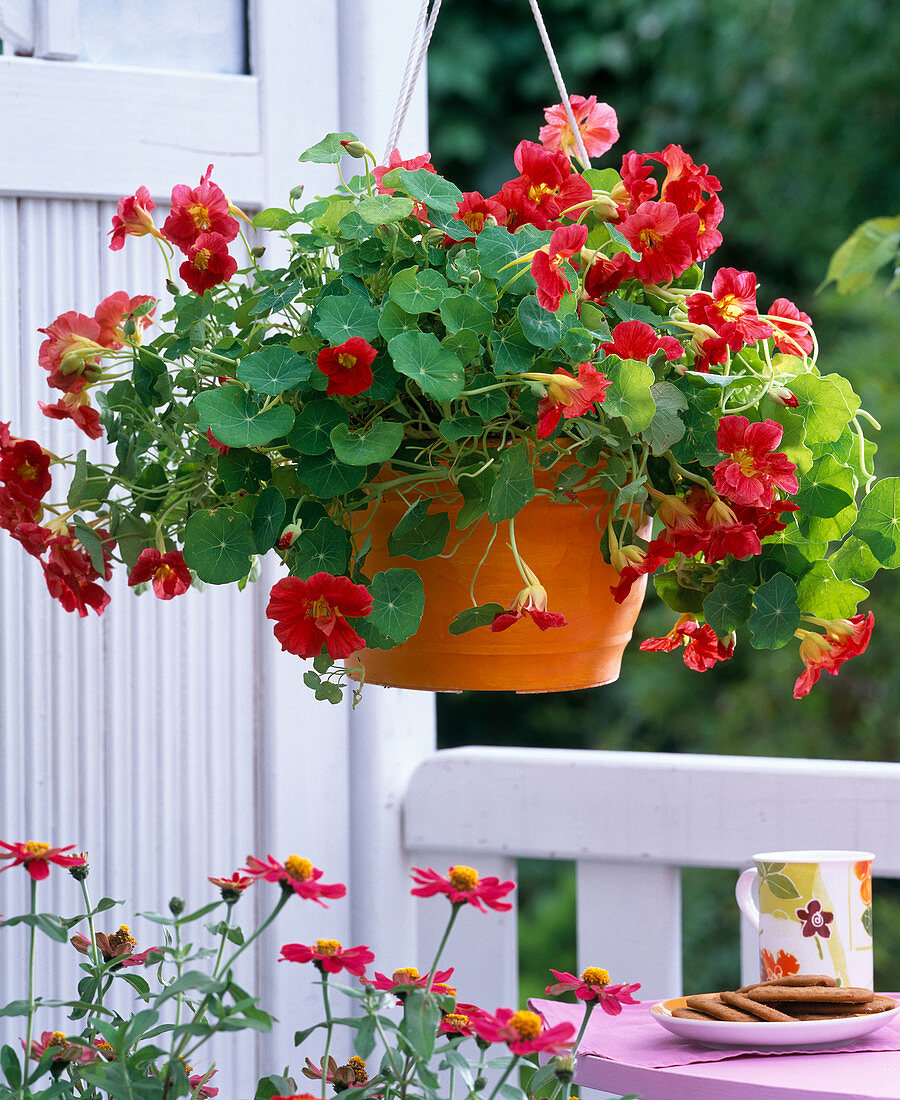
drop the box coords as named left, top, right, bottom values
left=535, top=362, right=611, bottom=440
left=545, top=967, right=641, bottom=1014
left=374, top=149, right=436, bottom=221
left=266, top=572, right=373, bottom=659
left=163, top=164, right=240, bottom=253
left=472, top=1008, right=575, bottom=1055
left=494, top=140, right=592, bottom=231
left=128, top=548, right=192, bottom=600
left=793, top=611, right=875, bottom=699
left=685, top=268, right=773, bottom=351
left=616, top=201, right=700, bottom=285
left=491, top=567, right=567, bottom=633
left=37, top=312, right=107, bottom=393
left=766, top=297, right=814, bottom=357
left=410, top=865, right=516, bottom=912
left=640, top=614, right=735, bottom=672
left=179, top=231, right=238, bottom=296
left=0, top=841, right=86, bottom=881
left=93, top=291, right=157, bottom=348
left=41, top=528, right=114, bottom=618
left=0, top=440, right=52, bottom=502
left=713, top=415, right=799, bottom=509
left=241, top=854, right=347, bottom=905
left=600, top=320, right=683, bottom=363
left=280, top=938, right=375, bottom=976
left=531, top=224, right=588, bottom=312
left=539, top=95, right=619, bottom=159
left=316, top=337, right=378, bottom=396
left=109, top=186, right=167, bottom=251
left=453, top=191, right=508, bottom=237
left=38, top=392, right=103, bottom=440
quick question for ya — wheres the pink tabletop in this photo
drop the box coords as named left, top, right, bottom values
left=530, top=996, right=900, bottom=1100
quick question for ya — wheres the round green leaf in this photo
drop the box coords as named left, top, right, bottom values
left=313, top=295, right=380, bottom=343
left=448, top=603, right=506, bottom=635
left=236, top=346, right=311, bottom=395
left=378, top=301, right=419, bottom=343
left=749, top=572, right=800, bottom=649
left=217, top=448, right=272, bottom=492
left=795, top=561, right=867, bottom=619
left=330, top=418, right=404, bottom=466
left=604, top=359, right=657, bottom=434
left=287, top=401, right=350, bottom=455
left=299, top=131, right=357, bottom=164
left=252, top=486, right=286, bottom=554
left=356, top=194, right=415, bottom=224
left=395, top=168, right=463, bottom=213
left=387, top=500, right=451, bottom=560
left=489, top=321, right=536, bottom=375
left=851, top=477, right=900, bottom=567
left=388, top=331, right=464, bottom=400
left=790, top=372, right=860, bottom=445
left=486, top=443, right=535, bottom=523
left=183, top=507, right=256, bottom=584
left=193, top=386, right=295, bottom=447
left=295, top=452, right=366, bottom=498
left=517, top=295, right=564, bottom=350
left=440, top=294, right=493, bottom=336
left=702, top=583, right=753, bottom=637
left=367, top=569, right=425, bottom=643
left=389, top=267, right=457, bottom=314
left=290, top=518, right=351, bottom=579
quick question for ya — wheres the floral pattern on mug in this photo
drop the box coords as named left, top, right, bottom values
left=796, top=898, right=834, bottom=938
left=761, top=948, right=800, bottom=981
left=855, top=860, right=872, bottom=906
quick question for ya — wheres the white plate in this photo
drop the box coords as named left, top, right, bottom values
left=651, top=995, right=900, bottom=1049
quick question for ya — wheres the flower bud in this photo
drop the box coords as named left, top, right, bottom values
left=554, top=1054, right=576, bottom=1083
left=339, top=139, right=374, bottom=160
left=289, top=184, right=305, bottom=201
left=169, top=896, right=185, bottom=916
left=166, top=279, right=180, bottom=297
left=250, top=245, right=267, bottom=258
left=424, top=227, right=446, bottom=247
left=69, top=853, right=90, bottom=881
left=770, top=386, right=799, bottom=408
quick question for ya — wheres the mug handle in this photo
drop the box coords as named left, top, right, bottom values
left=735, top=867, right=760, bottom=928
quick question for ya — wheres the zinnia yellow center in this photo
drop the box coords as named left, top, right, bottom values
left=284, top=855, right=313, bottom=881
left=25, top=842, right=49, bottom=856
left=581, top=967, right=610, bottom=986
left=449, top=865, right=479, bottom=890
left=109, top=926, right=137, bottom=950
left=48, top=1032, right=68, bottom=1048
left=444, top=1013, right=470, bottom=1030
left=315, top=939, right=342, bottom=956
left=509, top=1010, right=542, bottom=1039
left=347, top=1056, right=368, bottom=1082
left=392, top=967, right=420, bottom=983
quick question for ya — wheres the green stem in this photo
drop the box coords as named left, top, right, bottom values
left=212, top=907, right=232, bottom=978
left=372, top=1008, right=403, bottom=1078
left=79, top=879, right=105, bottom=1023
left=22, top=878, right=37, bottom=1100
left=219, top=889, right=291, bottom=974
left=425, top=904, right=462, bottom=994
left=571, top=999, right=596, bottom=1053
left=320, top=972, right=333, bottom=1100
left=486, top=1056, right=519, bottom=1100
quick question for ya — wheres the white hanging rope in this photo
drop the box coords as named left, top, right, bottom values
left=526, top=0, right=592, bottom=169
left=384, top=0, right=444, bottom=161
left=384, top=0, right=590, bottom=171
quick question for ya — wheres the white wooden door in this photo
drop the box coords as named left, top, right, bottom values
left=0, top=1, right=435, bottom=1092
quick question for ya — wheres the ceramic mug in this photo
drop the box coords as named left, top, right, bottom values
left=735, top=850, right=874, bottom=989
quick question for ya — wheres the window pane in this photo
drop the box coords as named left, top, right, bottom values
left=78, top=0, right=247, bottom=74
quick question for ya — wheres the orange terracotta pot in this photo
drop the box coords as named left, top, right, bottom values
left=351, top=476, right=650, bottom=693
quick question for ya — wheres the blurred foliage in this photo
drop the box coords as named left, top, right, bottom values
left=429, top=0, right=900, bottom=998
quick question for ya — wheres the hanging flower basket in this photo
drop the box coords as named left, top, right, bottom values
left=2, top=94, right=897, bottom=704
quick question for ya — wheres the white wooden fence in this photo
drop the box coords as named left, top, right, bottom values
left=402, top=747, right=900, bottom=1012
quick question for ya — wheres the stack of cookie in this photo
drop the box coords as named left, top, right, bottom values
left=673, top=975, right=895, bottom=1022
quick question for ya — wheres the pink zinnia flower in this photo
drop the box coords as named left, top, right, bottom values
left=163, top=165, right=239, bottom=253
left=25, top=1031, right=98, bottom=1066
left=531, top=224, right=588, bottom=312
left=472, top=1008, right=575, bottom=1055
left=0, top=841, right=86, bottom=881
left=128, top=548, right=192, bottom=600
left=188, top=1069, right=219, bottom=1098
left=241, top=854, right=347, bottom=905
left=208, top=872, right=254, bottom=897
left=713, top=415, right=798, bottom=509
left=545, top=967, right=641, bottom=1014
left=280, top=938, right=375, bottom=977
left=410, top=865, right=515, bottom=912
left=539, top=95, right=619, bottom=159
left=109, top=186, right=167, bottom=251
left=367, top=966, right=456, bottom=1000
left=266, top=573, right=373, bottom=660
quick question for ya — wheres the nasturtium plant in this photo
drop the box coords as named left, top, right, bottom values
left=3, top=97, right=895, bottom=704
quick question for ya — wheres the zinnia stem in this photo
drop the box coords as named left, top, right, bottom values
left=320, top=972, right=333, bottom=1100
left=22, top=877, right=38, bottom=1097
left=572, top=998, right=596, bottom=1053
left=487, top=1055, right=519, bottom=1100
left=80, top=878, right=105, bottom=1018
left=424, top=904, right=461, bottom=994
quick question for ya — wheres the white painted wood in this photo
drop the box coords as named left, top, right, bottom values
left=33, top=0, right=78, bottom=60
left=0, top=0, right=32, bottom=52
left=576, top=861, right=681, bottom=1001
left=405, top=748, right=900, bottom=1000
